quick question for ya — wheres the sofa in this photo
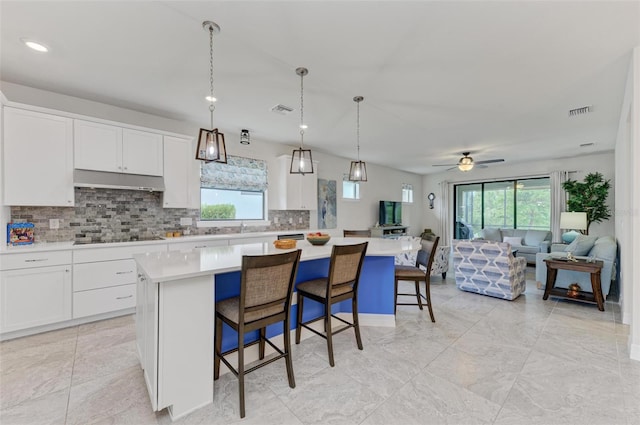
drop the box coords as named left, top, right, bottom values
left=535, top=235, right=617, bottom=299
left=453, top=239, right=527, bottom=300
left=478, top=228, right=551, bottom=264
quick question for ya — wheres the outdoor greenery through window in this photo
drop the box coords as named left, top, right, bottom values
left=200, top=155, right=267, bottom=221
left=454, top=177, right=550, bottom=239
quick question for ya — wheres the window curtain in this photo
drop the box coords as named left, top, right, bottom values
left=550, top=171, right=568, bottom=241
left=201, top=155, right=268, bottom=191
left=439, top=180, right=451, bottom=246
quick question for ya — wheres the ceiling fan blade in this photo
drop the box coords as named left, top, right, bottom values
left=474, top=158, right=504, bottom=165
left=432, top=164, right=457, bottom=167
left=475, top=164, right=488, bottom=169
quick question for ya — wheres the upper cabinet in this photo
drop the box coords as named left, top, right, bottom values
left=276, top=155, right=318, bottom=210
left=74, top=120, right=163, bottom=176
left=162, top=136, right=200, bottom=209
left=3, top=107, right=75, bottom=206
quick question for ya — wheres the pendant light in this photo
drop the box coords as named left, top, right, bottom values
left=195, top=21, right=227, bottom=163
left=290, top=67, right=313, bottom=174
left=348, top=96, right=367, bottom=181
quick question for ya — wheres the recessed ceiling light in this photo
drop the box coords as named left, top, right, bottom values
left=205, top=95, right=217, bottom=102
left=21, top=38, right=49, bottom=52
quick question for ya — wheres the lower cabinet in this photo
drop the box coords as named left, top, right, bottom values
left=0, top=264, right=72, bottom=333
left=73, top=283, right=136, bottom=318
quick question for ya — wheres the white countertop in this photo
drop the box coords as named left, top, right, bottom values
left=134, top=237, right=418, bottom=283
left=0, top=230, right=319, bottom=254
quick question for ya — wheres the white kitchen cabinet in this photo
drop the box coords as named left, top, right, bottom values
left=74, top=120, right=163, bottom=176
left=277, top=155, right=318, bottom=210
left=72, top=243, right=166, bottom=319
left=0, top=251, right=72, bottom=333
left=135, top=268, right=214, bottom=419
left=2, top=107, right=74, bottom=206
left=162, top=136, right=200, bottom=208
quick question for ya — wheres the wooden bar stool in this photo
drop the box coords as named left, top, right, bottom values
left=214, top=249, right=301, bottom=418
left=394, top=237, right=439, bottom=321
left=295, top=242, right=368, bottom=366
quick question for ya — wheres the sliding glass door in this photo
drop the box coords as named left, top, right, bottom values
left=454, top=177, right=550, bottom=239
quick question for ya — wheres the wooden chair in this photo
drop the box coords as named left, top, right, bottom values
left=295, top=242, right=368, bottom=366
left=343, top=229, right=371, bottom=237
left=214, top=249, right=301, bottom=418
left=394, top=236, right=439, bottom=322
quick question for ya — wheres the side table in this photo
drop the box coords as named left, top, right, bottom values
left=543, top=257, right=605, bottom=311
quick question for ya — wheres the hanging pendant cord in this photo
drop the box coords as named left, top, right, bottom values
left=209, top=24, right=215, bottom=129
left=299, top=72, right=305, bottom=148
left=356, top=100, right=360, bottom=161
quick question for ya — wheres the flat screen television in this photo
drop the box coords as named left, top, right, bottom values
left=379, top=200, right=402, bottom=226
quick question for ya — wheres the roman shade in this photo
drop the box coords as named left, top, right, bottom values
left=201, top=155, right=267, bottom=192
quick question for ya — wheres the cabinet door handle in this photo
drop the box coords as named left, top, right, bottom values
left=116, top=295, right=133, bottom=300
left=25, top=258, right=48, bottom=262
left=116, top=270, right=134, bottom=275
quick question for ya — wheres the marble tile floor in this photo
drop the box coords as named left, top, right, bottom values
left=1, top=274, right=638, bottom=425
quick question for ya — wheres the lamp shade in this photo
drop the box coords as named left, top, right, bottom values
left=290, top=148, right=313, bottom=174
left=559, top=212, right=587, bottom=230
left=348, top=160, right=367, bottom=181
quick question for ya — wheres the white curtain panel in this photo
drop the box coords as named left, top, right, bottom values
left=439, top=180, right=451, bottom=247
left=550, top=170, right=569, bottom=242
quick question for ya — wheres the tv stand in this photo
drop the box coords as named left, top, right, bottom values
left=370, top=225, right=408, bottom=238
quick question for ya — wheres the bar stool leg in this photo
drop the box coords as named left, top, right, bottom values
left=295, top=295, right=304, bottom=344
left=214, top=316, right=222, bottom=380
left=325, top=303, right=335, bottom=367
left=259, top=327, right=266, bottom=360
left=415, top=280, right=423, bottom=310
left=283, top=317, right=296, bottom=388
left=352, top=295, right=363, bottom=350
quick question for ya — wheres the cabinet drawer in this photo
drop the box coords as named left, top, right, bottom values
left=74, top=259, right=137, bottom=291
left=73, top=284, right=136, bottom=319
left=0, top=250, right=72, bottom=271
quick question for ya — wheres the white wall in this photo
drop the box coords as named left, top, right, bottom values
left=0, top=81, right=424, bottom=236
left=615, top=47, right=640, bottom=361
left=421, top=151, right=616, bottom=242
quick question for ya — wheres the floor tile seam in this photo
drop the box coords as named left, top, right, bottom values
left=63, top=325, right=80, bottom=425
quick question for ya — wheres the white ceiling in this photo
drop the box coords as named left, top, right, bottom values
left=1, top=1, right=638, bottom=175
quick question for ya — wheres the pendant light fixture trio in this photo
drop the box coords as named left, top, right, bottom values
left=290, top=67, right=314, bottom=174
left=348, top=95, right=367, bottom=181
left=195, top=20, right=227, bottom=163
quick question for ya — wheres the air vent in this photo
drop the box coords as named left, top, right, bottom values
left=580, top=142, right=595, bottom=148
left=270, top=104, right=294, bottom=115
left=568, top=106, right=592, bottom=117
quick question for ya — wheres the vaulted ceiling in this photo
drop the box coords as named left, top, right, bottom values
left=2, top=1, right=638, bottom=174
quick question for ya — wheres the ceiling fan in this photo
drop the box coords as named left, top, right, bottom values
left=433, top=152, right=504, bottom=172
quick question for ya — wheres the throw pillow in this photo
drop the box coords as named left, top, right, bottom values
left=564, top=235, right=598, bottom=256
left=503, top=236, right=523, bottom=246
left=482, top=228, right=502, bottom=242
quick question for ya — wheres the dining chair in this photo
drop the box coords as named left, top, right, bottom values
left=295, top=242, right=368, bottom=366
left=214, top=249, right=301, bottom=418
left=343, top=229, right=371, bottom=237
left=394, top=236, right=439, bottom=321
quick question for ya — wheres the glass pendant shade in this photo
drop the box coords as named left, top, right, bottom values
left=196, top=128, right=227, bottom=163
left=290, top=148, right=313, bottom=174
left=349, top=160, right=367, bottom=181
left=195, top=20, right=227, bottom=164
left=458, top=157, right=474, bottom=171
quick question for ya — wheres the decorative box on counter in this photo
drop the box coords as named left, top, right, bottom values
left=7, top=222, right=35, bottom=246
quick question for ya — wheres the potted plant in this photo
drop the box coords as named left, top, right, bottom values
left=562, top=172, right=611, bottom=235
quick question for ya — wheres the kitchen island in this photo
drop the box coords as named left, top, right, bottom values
left=133, top=237, right=417, bottom=420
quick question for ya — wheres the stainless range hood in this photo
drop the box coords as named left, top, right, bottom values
left=74, top=169, right=165, bottom=192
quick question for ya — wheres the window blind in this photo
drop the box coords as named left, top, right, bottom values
left=201, top=155, right=268, bottom=191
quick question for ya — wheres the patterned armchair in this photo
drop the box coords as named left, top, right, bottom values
left=452, top=239, right=526, bottom=300
left=395, top=236, right=449, bottom=279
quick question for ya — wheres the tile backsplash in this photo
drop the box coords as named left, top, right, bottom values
left=10, top=188, right=310, bottom=243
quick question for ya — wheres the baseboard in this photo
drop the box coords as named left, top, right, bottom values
left=630, top=340, right=640, bottom=362
left=0, top=308, right=135, bottom=341
left=335, top=312, right=396, bottom=327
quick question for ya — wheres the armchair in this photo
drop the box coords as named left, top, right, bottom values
left=453, top=239, right=526, bottom=300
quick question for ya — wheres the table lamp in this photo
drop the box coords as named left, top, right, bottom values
left=560, top=212, right=587, bottom=244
